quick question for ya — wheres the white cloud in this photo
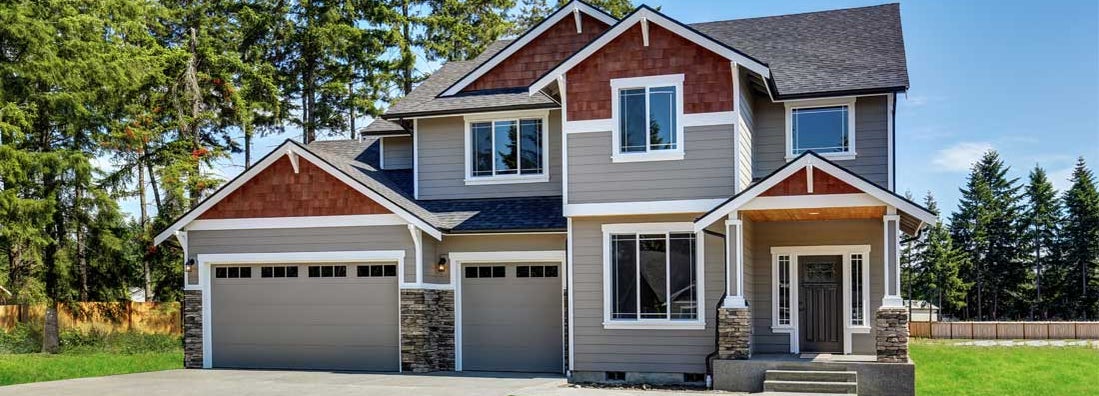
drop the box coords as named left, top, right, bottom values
left=932, top=142, right=994, bottom=172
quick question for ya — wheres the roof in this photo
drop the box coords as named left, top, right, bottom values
left=305, top=140, right=564, bottom=233
left=360, top=118, right=409, bottom=136
left=383, top=40, right=560, bottom=119
left=691, top=4, right=908, bottom=98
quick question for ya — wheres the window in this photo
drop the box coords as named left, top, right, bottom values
left=464, top=265, right=506, bottom=278
left=260, top=266, right=298, bottom=278
left=850, top=253, right=866, bottom=326
left=776, top=255, right=792, bottom=326
left=215, top=266, right=252, bottom=279
left=517, top=265, right=558, bottom=278
left=609, top=232, right=697, bottom=321
left=356, top=264, right=397, bottom=277
left=785, top=98, right=856, bottom=160
left=307, top=265, right=347, bottom=278
left=611, top=74, right=684, bottom=162
left=465, top=111, right=548, bottom=184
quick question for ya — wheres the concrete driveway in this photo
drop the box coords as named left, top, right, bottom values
left=0, top=369, right=724, bottom=396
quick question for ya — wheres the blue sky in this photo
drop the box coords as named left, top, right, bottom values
left=116, top=0, right=1099, bottom=219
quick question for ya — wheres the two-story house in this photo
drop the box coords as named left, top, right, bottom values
left=155, top=2, right=935, bottom=394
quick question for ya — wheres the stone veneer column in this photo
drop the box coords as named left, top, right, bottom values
left=183, top=289, right=203, bottom=368
left=875, top=307, right=909, bottom=363
left=717, top=306, right=752, bottom=359
left=400, top=289, right=455, bottom=372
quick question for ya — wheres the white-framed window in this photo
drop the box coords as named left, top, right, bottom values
left=774, top=254, right=793, bottom=327
left=463, top=110, right=550, bottom=185
left=850, top=253, right=867, bottom=327
left=601, top=222, right=704, bottom=329
left=610, top=74, right=685, bottom=163
left=785, top=97, right=857, bottom=160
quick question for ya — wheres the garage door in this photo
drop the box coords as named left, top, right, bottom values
left=461, top=263, right=563, bottom=373
left=211, top=263, right=399, bottom=371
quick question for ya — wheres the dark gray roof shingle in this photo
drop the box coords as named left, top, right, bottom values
left=691, top=4, right=908, bottom=98
left=304, top=140, right=564, bottom=232
left=360, top=118, right=409, bottom=135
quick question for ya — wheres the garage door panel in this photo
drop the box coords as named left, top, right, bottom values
left=462, top=263, right=563, bottom=373
left=214, top=344, right=397, bottom=371
left=214, top=324, right=397, bottom=347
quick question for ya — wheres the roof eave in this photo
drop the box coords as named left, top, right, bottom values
left=381, top=103, right=561, bottom=120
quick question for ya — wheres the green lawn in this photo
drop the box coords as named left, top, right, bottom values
left=0, top=351, right=182, bottom=386
left=911, top=339, right=1099, bottom=395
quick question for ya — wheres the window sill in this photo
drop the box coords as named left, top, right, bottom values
left=771, top=325, right=795, bottom=333
left=603, top=320, right=705, bottom=330
left=611, top=150, right=685, bottom=163
left=786, top=152, right=856, bottom=161
left=848, top=326, right=871, bottom=334
left=464, top=174, right=549, bottom=185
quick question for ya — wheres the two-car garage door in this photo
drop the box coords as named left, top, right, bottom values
left=211, top=263, right=399, bottom=371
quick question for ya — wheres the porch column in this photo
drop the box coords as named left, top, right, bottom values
left=881, top=214, right=903, bottom=307
left=724, top=216, right=746, bottom=308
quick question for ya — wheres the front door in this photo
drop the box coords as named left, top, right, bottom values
left=798, top=255, right=842, bottom=353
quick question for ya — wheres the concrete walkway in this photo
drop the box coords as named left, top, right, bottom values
left=0, top=369, right=730, bottom=396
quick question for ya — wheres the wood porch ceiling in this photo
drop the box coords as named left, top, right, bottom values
left=741, top=206, right=886, bottom=222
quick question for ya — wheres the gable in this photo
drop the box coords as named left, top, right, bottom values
left=199, top=156, right=392, bottom=219
left=464, top=13, right=609, bottom=92
left=760, top=167, right=861, bottom=197
left=565, top=23, right=733, bottom=121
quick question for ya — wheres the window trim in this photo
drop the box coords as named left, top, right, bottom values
left=610, top=74, right=686, bottom=163
left=601, top=222, right=705, bottom=330
left=784, top=97, right=857, bottom=161
left=463, top=109, right=551, bottom=185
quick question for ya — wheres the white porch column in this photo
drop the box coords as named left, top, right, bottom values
left=723, top=214, right=747, bottom=308
left=882, top=213, right=903, bottom=307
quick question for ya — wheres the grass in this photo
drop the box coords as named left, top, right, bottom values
left=0, top=351, right=182, bottom=386
left=911, top=339, right=1099, bottom=395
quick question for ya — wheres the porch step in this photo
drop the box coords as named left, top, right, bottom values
left=763, top=380, right=857, bottom=394
left=766, top=369, right=856, bottom=382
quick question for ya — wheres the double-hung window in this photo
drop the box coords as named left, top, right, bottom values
left=611, top=74, right=684, bottom=162
left=602, top=223, right=702, bottom=329
left=785, top=98, right=856, bottom=160
left=465, top=111, right=549, bottom=185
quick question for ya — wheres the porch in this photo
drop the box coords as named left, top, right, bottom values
left=712, top=353, right=914, bottom=395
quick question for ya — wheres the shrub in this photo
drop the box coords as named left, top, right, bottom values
left=0, top=323, right=43, bottom=354
left=59, top=329, right=180, bottom=354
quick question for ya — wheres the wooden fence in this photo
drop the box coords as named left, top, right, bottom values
left=0, top=302, right=181, bottom=335
left=910, top=321, right=1099, bottom=339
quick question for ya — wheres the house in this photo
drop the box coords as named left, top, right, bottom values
left=154, top=2, right=935, bottom=394
left=905, top=299, right=941, bottom=322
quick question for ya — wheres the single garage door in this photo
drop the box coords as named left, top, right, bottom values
left=461, top=263, right=563, bottom=373
left=211, top=263, right=399, bottom=371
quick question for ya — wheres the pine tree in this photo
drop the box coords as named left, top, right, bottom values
left=1022, top=165, right=1061, bottom=319
left=421, top=0, right=516, bottom=63
left=919, top=212, right=970, bottom=319
left=901, top=191, right=928, bottom=311
left=1060, top=157, right=1099, bottom=319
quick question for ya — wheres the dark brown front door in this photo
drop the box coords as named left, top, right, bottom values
left=798, top=255, right=842, bottom=353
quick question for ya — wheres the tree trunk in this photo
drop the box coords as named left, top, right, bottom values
left=244, top=123, right=253, bottom=168
left=186, top=27, right=203, bottom=209
left=42, top=306, right=60, bottom=353
left=348, top=81, right=356, bottom=140
left=138, top=161, right=152, bottom=302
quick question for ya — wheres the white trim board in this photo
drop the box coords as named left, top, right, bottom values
left=153, top=140, right=443, bottom=245
left=184, top=214, right=406, bottom=231
left=194, top=250, right=408, bottom=369
left=441, top=0, right=616, bottom=96
left=449, top=250, right=567, bottom=372
left=529, top=6, right=769, bottom=95
left=565, top=199, right=725, bottom=217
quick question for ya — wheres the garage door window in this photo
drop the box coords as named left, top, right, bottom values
left=517, top=265, right=558, bottom=278
left=465, top=266, right=506, bottom=278
left=260, top=266, right=298, bottom=278
left=356, top=264, right=397, bottom=277
left=215, top=266, right=252, bottom=279
left=308, top=265, right=347, bottom=278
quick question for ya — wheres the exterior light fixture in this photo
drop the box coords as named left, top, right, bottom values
left=436, top=256, right=448, bottom=273
left=808, top=211, right=821, bottom=215
left=185, top=258, right=196, bottom=273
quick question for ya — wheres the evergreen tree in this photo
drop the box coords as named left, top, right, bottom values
left=421, top=0, right=516, bottom=63
left=919, top=210, right=970, bottom=319
left=510, top=0, right=638, bottom=34
left=950, top=150, right=1027, bottom=319
left=1022, top=165, right=1062, bottom=319
left=900, top=191, right=928, bottom=310
left=1060, top=157, right=1099, bottom=319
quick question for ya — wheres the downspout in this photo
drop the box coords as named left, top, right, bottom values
left=702, top=228, right=726, bottom=389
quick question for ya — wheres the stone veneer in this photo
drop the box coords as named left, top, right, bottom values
left=875, top=307, right=909, bottom=363
left=400, top=289, right=455, bottom=372
left=183, top=289, right=203, bottom=368
left=717, top=306, right=752, bottom=359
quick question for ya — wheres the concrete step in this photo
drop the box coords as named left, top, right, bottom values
left=763, top=380, right=858, bottom=394
left=766, top=369, right=856, bottom=382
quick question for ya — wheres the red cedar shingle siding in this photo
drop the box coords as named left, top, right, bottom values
left=566, top=23, right=733, bottom=121
left=761, top=167, right=863, bottom=196
left=464, top=13, right=609, bottom=92
left=198, top=157, right=392, bottom=219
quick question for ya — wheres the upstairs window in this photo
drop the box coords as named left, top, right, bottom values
left=786, top=98, right=856, bottom=160
left=611, top=74, right=684, bottom=163
left=465, top=110, right=549, bottom=185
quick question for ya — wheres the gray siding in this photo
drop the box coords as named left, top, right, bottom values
left=381, top=136, right=413, bottom=170
left=567, top=125, right=737, bottom=204
left=422, top=233, right=567, bottom=284
left=747, top=219, right=883, bottom=355
left=571, top=215, right=723, bottom=374
left=187, top=226, right=418, bottom=284
left=752, top=95, right=890, bottom=188
left=737, top=78, right=757, bottom=193
left=416, top=111, right=563, bottom=200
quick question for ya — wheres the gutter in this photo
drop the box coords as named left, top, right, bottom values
left=382, top=103, right=560, bottom=120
